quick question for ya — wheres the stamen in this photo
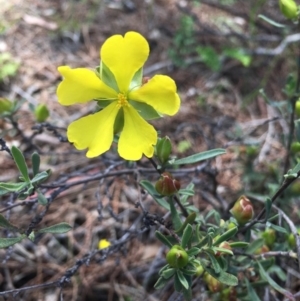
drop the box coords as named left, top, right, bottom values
left=117, top=93, right=129, bottom=108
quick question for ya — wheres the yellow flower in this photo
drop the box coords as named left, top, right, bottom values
left=98, top=239, right=110, bottom=250
left=57, top=31, right=180, bottom=160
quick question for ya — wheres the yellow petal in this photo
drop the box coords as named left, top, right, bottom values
left=98, top=239, right=111, bottom=250
left=67, top=102, right=119, bottom=157
left=101, top=32, right=149, bottom=92
left=129, top=75, right=180, bottom=116
left=118, top=106, right=157, bottom=160
left=57, top=66, right=117, bottom=105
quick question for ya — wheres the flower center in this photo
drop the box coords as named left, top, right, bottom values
left=117, top=93, right=129, bottom=108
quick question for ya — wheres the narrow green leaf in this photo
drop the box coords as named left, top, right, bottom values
left=245, top=279, right=261, bottom=301
left=267, top=223, right=288, bottom=234
left=201, top=262, right=238, bottom=286
left=30, top=171, right=49, bottom=185
left=178, top=189, right=195, bottom=196
left=181, top=224, right=193, bottom=249
left=161, top=268, right=176, bottom=279
left=0, top=236, right=24, bottom=248
left=195, top=235, right=209, bottom=248
left=175, top=212, right=196, bottom=235
left=265, top=198, right=272, bottom=220
left=154, top=277, right=168, bottom=290
left=229, top=242, right=249, bottom=248
left=213, top=227, right=238, bottom=246
left=37, top=222, right=72, bottom=234
left=139, top=180, right=169, bottom=210
left=258, top=261, right=295, bottom=300
left=31, top=152, right=40, bottom=176
left=0, top=182, right=28, bottom=192
left=155, top=231, right=173, bottom=248
left=177, top=270, right=189, bottom=290
left=174, top=149, right=226, bottom=165
left=0, top=214, right=18, bottom=231
left=203, top=250, right=221, bottom=273
left=212, top=247, right=233, bottom=256
left=246, top=238, right=264, bottom=254
left=186, top=247, right=201, bottom=256
left=174, top=272, right=183, bottom=292
left=169, top=199, right=182, bottom=232
left=258, top=14, right=285, bottom=28
left=11, top=146, right=30, bottom=182
left=37, top=190, right=48, bottom=205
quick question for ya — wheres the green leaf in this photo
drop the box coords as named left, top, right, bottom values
left=99, top=62, right=119, bottom=92
left=176, top=212, right=196, bottom=235
left=154, top=276, right=168, bottom=290
left=246, top=238, right=264, bottom=254
left=178, top=189, right=195, bottom=196
left=182, top=287, right=192, bottom=301
left=181, top=224, right=193, bottom=249
left=266, top=222, right=288, bottom=234
left=212, top=246, right=233, bottom=255
left=186, top=247, right=201, bottom=256
left=201, top=261, right=238, bottom=286
left=130, top=100, right=161, bottom=120
left=258, top=14, right=285, bottom=28
left=37, top=190, right=48, bottom=205
left=161, top=268, right=176, bottom=279
left=174, top=272, right=183, bottom=292
left=203, top=250, right=221, bottom=273
left=195, top=235, right=209, bottom=248
left=245, top=278, right=261, bottom=301
left=196, top=46, right=221, bottom=72
left=11, top=146, right=30, bottom=182
left=31, top=152, right=40, bottom=176
left=0, top=236, right=24, bottom=248
left=129, top=66, right=143, bottom=91
left=0, top=182, right=28, bottom=192
left=30, top=171, right=49, bottom=185
left=176, top=270, right=189, bottom=290
left=0, top=214, right=18, bottom=231
left=213, top=227, right=238, bottom=246
left=37, top=222, right=72, bottom=234
left=174, top=149, right=226, bottom=165
left=139, top=180, right=169, bottom=210
left=258, top=261, right=295, bottom=300
left=223, top=48, right=251, bottom=67
left=170, top=199, right=182, bottom=232
left=265, top=197, right=272, bottom=220
left=229, top=242, right=249, bottom=248
left=155, top=231, right=173, bottom=248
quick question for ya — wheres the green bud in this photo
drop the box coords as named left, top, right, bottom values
left=34, top=104, right=49, bottom=122
left=204, top=273, right=223, bottom=293
left=295, top=100, right=300, bottom=117
left=0, top=98, right=13, bottom=113
left=262, top=229, right=276, bottom=248
left=291, top=142, right=300, bottom=154
left=155, top=172, right=180, bottom=196
left=230, top=195, right=254, bottom=225
left=279, top=0, right=298, bottom=19
left=156, top=136, right=172, bottom=164
left=166, top=245, right=189, bottom=268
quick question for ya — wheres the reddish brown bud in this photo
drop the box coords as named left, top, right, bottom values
left=155, top=172, right=180, bottom=196
left=142, top=77, right=150, bottom=85
left=230, top=195, right=254, bottom=225
left=204, top=273, right=223, bottom=293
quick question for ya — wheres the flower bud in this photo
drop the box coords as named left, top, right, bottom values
left=166, top=245, right=189, bottom=268
left=215, top=241, right=232, bottom=257
left=155, top=172, right=180, bottom=196
left=279, top=0, right=298, bottom=20
left=34, top=104, right=49, bottom=122
left=254, top=244, right=269, bottom=255
left=230, top=195, right=254, bottom=225
left=295, top=100, right=300, bottom=117
left=156, top=136, right=172, bottom=164
left=262, top=229, right=276, bottom=248
left=204, top=273, right=223, bottom=293
left=0, top=98, right=13, bottom=113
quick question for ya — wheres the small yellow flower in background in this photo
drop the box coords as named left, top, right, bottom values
left=57, top=31, right=180, bottom=160
left=98, top=239, right=111, bottom=250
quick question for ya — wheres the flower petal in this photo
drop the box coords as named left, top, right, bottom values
left=129, top=75, right=180, bottom=116
left=67, top=102, right=119, bottom=158
left=57, top=66, right=117, bottom=106
left=101, top=32, right=149, bottom=92
left=118, top=106, right=157, bottom=160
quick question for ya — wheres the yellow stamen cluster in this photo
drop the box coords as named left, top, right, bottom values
left=117, top=93, right=129, bottom=108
